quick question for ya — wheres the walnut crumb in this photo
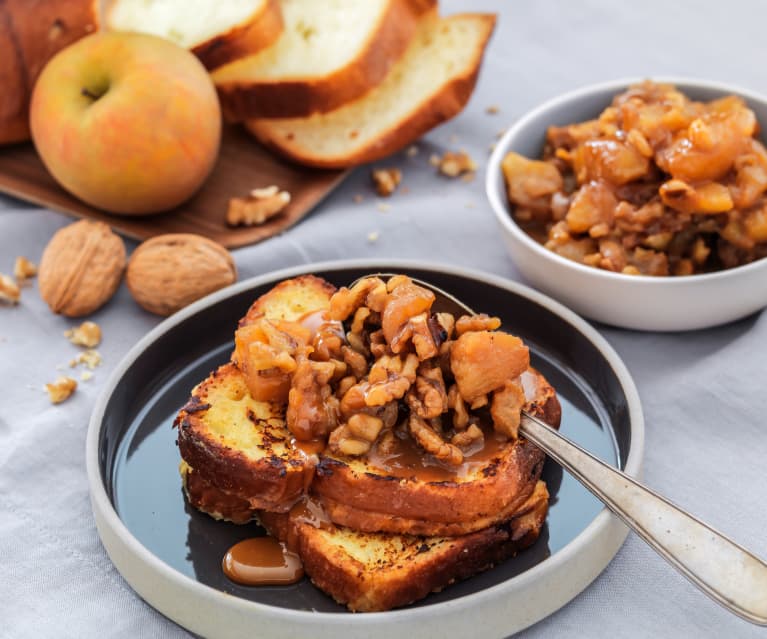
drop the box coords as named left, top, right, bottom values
left=80, top=371, right=93, bottom=382
left=486, top=105, right=500, bottom=115
left=65, top=321, right=101, bottom=348
left=70, top=349, right=102, bottom=370
left=371, top=168, right=402, bottom=197
left=46, top=376, right=77, bottom=404
left=226, top=185, right=291, bottom=227
left=14, top=256, right=37, bottom=282
left=405, top=145, right=419, bottom=158
left=435, top=151, right=477, bottom=178
left=0, top=273, right=20, bottom=304
left=376, top=203, right=391, bottom=213
left=367, top=231, right=380, bottom=243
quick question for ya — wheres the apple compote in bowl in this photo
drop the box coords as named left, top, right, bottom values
left=486, top=78, right=767, bottom=331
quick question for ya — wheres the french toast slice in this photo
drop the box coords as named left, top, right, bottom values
left=175, top=274, right=336, bottom=512
left=313, top=369, right=560, bottom=534
left=259, top=481, right=549, bottom=612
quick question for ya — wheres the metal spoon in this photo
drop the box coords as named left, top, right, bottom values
left=358, top=274, right=767, bottom=625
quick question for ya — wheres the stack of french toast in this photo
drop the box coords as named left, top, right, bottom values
left=106, top=0, right=496, bottom=168
left=175, top=274, right=561, bottom=611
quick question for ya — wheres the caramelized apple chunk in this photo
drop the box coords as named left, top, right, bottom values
left=450, top=331, right=529, bottom=402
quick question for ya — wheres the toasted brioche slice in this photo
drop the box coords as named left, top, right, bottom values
left=181, top=459, right=257, bottom=524
left=313, top=368, right=560, bottom=532
left=176, top=275, right=335, bottom=512
left=176, top=362, right=314, bottom=512
left=106, top=0, right=283, bottom=70
left=0, top=0, right=98, bottom=144
left=212, top=0, right=434, bottom=120
left=244, top=13, right=496, bottom=168
left=260, top=481, right=549, bottom=612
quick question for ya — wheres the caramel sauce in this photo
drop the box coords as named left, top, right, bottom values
left=298, top=310, right=345, bottom=342
left=222, top=537, right=304, bottom=586
left=290, top=437, right=325, bottom=458
left=365, top=370, right=540, bottom=483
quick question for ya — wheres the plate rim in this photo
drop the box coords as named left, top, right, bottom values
left=86, top=258, right=645, bottom=636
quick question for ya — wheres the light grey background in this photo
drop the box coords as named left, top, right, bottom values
left=1, top=1, right=766, bottom=637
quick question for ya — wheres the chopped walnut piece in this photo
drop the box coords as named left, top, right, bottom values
left=287, top=358, right=339, bottom=440
left=409, top=414, right=463, bottom=465
left=447, top=384, right=470, bottom=431
left=486, top=105, right=500, bottom=115
left=455, top=313, right=502, bottom=336
left=362, top=353, right=418, bottom=406
left=14, top=257, right=37, bottom=282
left=70, top=349, right=102, bottom=370
left=451, top=423, right=484, bottom=449
left=328, top=424, right=371, bottom=456
left=405, top=145, right=419, bottom=158
left=371, top=168, right=402, bottom=197
left=347, top=413, right=384, bottom=442
left=406, top=365, right=448, bottom=419
left=329, top=277, right=385, bottom=321
left=341, top=345, right=367, bottom=380
left=80, top=371, right=94, bottom=382
left=46, top=376, right=77, bottom=404
left=0, top=273, right=20, bottom=304
left=64, top=321, right=102, bottom=348
left=435, top=151, right=477, bottom=178
left=226, top=185, right=291, bottom=227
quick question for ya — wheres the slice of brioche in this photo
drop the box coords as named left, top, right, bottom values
left=176, top=362, right=314, bottom=512
left=259, top=481, right=549, bottom=612
left=244, top=13, right=496, bottom=168
left=212, top=0, right=435, bottom=120
left=106, top=0, right=283, bottom=70
left=176, top=275, right=335, bottom=512
left=0, top=0, right=98, bottom=144
left=313, top=369, right=561, bottom=534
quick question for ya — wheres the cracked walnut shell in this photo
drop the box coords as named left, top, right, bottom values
left=126, top=234, right=237, bottom=316
left=38, top=220, right=126, bottom=317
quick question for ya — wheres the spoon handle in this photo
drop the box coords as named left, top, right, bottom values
left=520, top=412, right=767, bottom=625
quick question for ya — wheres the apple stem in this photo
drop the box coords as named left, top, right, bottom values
left=81, top=87, right=100, bottom=101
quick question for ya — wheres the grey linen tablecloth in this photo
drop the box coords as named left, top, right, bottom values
left=2, top=1, right=766, bottom=637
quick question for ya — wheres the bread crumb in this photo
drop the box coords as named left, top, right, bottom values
left=70, top=349, right=102, bottom=370
left=367, top=231, right=380, bottom=244
left=376, top=203, right=391, bottom=213
left=429, top=154, right=441, bottom=167
left=80, top=371, right=94, bottom=382
left=405, top=145, right=419, bottom=158
left=486, top=105, right=500, bottom=115
left=0, top=273, right=20, bottom=304
left=14, top=256, right=37, bottom=283
left=371, top=168, right=402, bottom=197
left=353, top=194, right=364, bottom=204
left=45, top=376, right=77, bottom=404
left=65, top=321, right=101, bottom=348
left=227, top=185, right=290, bottom=226
left=434, top=151, right=477, bottom=178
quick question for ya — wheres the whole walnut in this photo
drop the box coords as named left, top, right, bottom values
left=126, top=234, right=237, bottom=316
left=38, top=219, right=126, bottom=317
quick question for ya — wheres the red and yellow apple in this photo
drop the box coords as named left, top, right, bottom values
left=30, top=31, right=221, bottom=215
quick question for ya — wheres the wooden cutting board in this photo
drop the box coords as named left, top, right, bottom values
left=0, top=124, right=349, bottom=248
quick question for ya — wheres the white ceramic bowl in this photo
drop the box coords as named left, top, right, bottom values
left=486, top=77, right=767, bottom=332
